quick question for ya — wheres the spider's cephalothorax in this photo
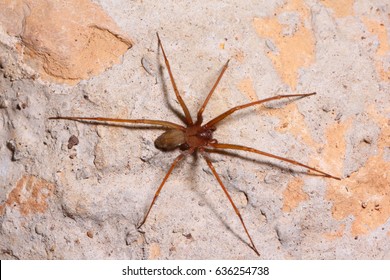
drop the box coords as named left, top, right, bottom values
left=50, top=33, right=341, bottom=257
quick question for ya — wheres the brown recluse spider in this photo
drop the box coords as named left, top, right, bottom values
left=49, top=33, right=341, bottom=256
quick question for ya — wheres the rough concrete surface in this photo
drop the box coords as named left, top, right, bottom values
left=0, top=0, right=389, bottom=259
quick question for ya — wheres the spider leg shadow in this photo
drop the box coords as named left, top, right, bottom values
left=189, top=169, right=250, bottom=251
left=216, top=94, right=315, bottom=127
left=185, top=151, right=254, bottom=251
left=157, top=50, right=187, bottom=125
left=204, top=148, right=326, bottom=178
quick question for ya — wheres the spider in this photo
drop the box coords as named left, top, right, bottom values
left=50, top=33, right=340, bottom=256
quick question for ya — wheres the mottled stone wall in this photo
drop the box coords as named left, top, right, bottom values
left=0, top=0, right=389, bottom=259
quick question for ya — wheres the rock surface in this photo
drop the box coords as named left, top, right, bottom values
left=0, top=0, right=132, bottom=84
left=0, top=0, right=389, bottom=259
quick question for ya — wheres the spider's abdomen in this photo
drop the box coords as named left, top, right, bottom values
left=155, top=129, right=186, bottom=151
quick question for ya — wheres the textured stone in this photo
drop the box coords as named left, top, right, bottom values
left=253, top=0, right=315, bottom=90
left=0, top=0, right=389, bottom=260
left=0, top=0, right=132, bottom=84
left=0, top=175, right=55, bottom=216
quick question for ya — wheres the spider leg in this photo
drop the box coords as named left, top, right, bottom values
left=49, top=116, right=185, bottom=130
left=138, top=153, right=185, bottom=229
left=209, top=143, right=341, bottom=180
left=157, top=33, right=193, bottom=125
left=202, top=153, right=260, bottom=256
left=196, top=59, right=230, bottom=124
left=205, top=92, right=316, bottom=128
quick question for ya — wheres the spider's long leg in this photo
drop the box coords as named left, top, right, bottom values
left=196, top=59, right=230, bottom=124
left=205, top=92, right=316, bottom=128
left=49, top=116, right=185, bottom=130
left=209, top=143, right=341, bottom=180
left=203, top=154, right=260, bottom=256
left=138, top=153, right=185, bottom=228
left=157, top=33, right=193, bottom=125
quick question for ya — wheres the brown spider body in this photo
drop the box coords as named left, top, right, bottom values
left=154, top=129, right=186, bottom=151
left=50, top=33, right=340, bottom=257
left=183, top=124, right=216, bottom=151
left=155, top=122, right=217, bottom=152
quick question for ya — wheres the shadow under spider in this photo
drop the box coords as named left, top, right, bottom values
left=158, top=54, right=187, bottom=124
left=205, top=148, right=327, bottom=178
left=181, top=148, right=250, bottom=253
left=49, top=32, right=341, bottom=257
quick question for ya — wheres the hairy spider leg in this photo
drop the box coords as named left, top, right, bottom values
left=157, top=33, right=193, bottom=125
left=138, top=153, right=186, bottom=229
left=48, top=116, right=185, bottom=130
left=209, top=143, right=341, bottom=180
left=205, top=92, right=316, bottom=128
left=196, top=59, right=230, bottom=125
left=202, top=154, right=260, bottom=256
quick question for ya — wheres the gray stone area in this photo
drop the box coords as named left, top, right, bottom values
left=0, top=0, right=389, bottom=259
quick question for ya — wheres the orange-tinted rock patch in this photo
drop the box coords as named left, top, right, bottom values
left=253, top=0, right=315, bottom=90
left=320, top=0, right=355, bottom=18
left=361, top=17, right=390, bottom=81
left=0, top=175, right=55, bottom=216
left=282, top=178, right=308, bottom=212
left=327, top=105, right=390, bottom=236
left=0, top=0, right=132, bottom=84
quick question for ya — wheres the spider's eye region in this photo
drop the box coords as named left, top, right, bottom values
left=197, top=129, right=214, bottom=140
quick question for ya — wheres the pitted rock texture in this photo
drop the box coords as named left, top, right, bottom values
left=0, top=0, right=389, bottom=259
left=0, top=0, right=132, bottom=84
